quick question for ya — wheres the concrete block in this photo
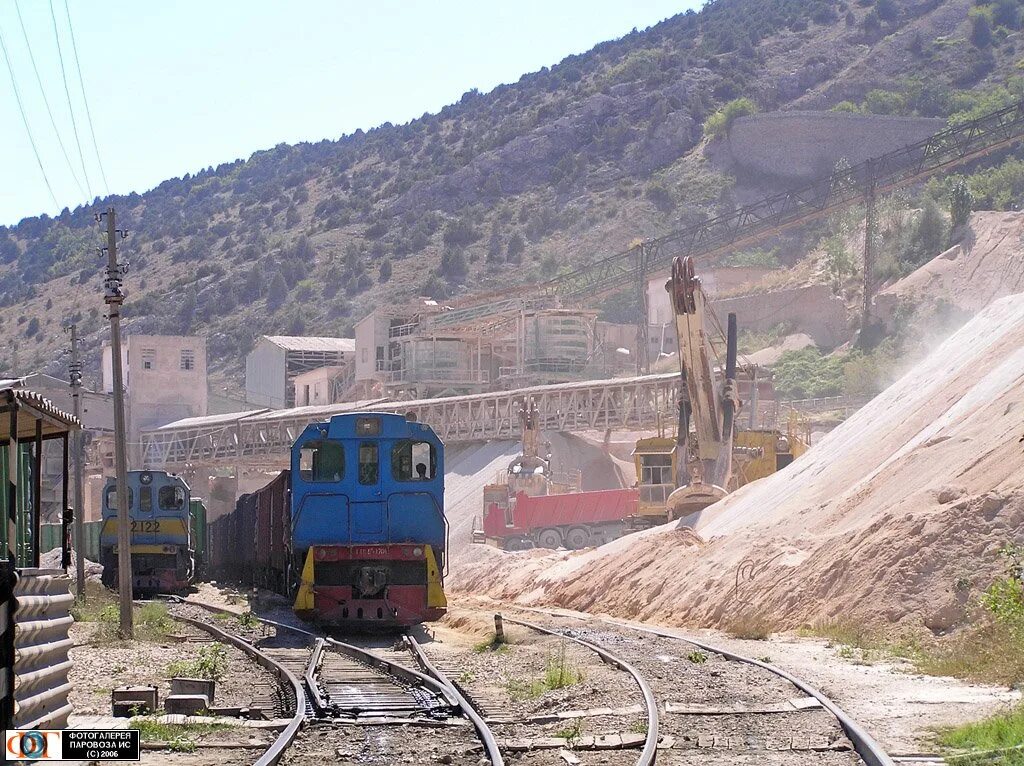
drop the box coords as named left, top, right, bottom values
left=169, top=677, right=215, bottom=701
left=111, top=685, right=158, bottom=716
left=111, top=700, right=148, bottom=718
left=164, top=694, right=211, bottom=716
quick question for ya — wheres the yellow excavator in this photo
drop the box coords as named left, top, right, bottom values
left=632, top=255, right=808, bottom=523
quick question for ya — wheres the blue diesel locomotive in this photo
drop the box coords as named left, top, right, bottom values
left=209, top=412, right=448, bottom=628
left=100, top=470, right=201, bottom=594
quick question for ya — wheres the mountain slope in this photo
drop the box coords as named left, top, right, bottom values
left=0, top=0, right=1019, bottom=392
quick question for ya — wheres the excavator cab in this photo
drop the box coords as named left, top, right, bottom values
left=632, top=436, right=676, bottom=525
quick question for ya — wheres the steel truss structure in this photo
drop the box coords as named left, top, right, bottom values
left=140, top=374, right=680, bottom=470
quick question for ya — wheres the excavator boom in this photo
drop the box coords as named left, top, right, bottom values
left=666, top=256, right=738, bottom=518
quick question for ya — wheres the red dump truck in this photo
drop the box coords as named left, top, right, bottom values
left=481, top=488, right=640, bottom=550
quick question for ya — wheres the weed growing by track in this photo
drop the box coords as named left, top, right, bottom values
left=545, top=643, right=585, bottom=688
left=131, top=717, right=233, bottom=753
left=687, top=650, right=708, bottom=664
left=937, top=705, right=1024, bottom=765
left=166, top=643, right=228, bottom=681
left=473, top=631, right=509, bottom=653
left=804, top=545, right=1024, bottom=686
left=725, top=613, right=773, bottom=640
left=555, top=719, right=584, bottom=745
left=71, top=583, right=172, bottom=643
left=506, top=642, right=584, bottom=699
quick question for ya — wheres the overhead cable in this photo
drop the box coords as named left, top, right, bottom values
left=63, top=0, right=108, bottom=195
left=48, top=0, right=91, bottom=198
left=14, top=0, right=85, bottom=198
left=0, top=20, right=60, bottom=210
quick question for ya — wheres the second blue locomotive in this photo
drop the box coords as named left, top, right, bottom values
left=208, top=412, right=448, bottom=628
left=99, top=470, right=206, bottom=593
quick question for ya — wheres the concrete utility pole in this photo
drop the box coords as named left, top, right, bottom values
left=634, top=240, right=653, bottom=375
left=97, top=208, right=133, bottom=638
left=67, top=324, right=85, bottom=599
left=860, top=160, right=878, bottom=346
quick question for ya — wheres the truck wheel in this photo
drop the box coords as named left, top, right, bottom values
left=536, top=528, right=562, bottom=549
left=565, top=527, right=591, bottom=550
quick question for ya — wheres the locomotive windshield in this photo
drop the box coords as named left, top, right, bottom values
left=105, top=486, right=134, bottom=510
left=358, top=442, right=379, bottom=484
left=392, top=440, right=436, bottom=481
left=299, top=439, right=345, bottom=482
left=159, top=485, right=186, bottom=510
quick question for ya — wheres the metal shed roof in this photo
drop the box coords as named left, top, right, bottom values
left=262, top=336, right=355, bottom=353
left=0, top=388, right=81, bottom=440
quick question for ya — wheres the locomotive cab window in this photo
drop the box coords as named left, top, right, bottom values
left=105, top=486, right=134, bottom=510
left=358, top=442, right=379, bottom=484
left=299, top=440, right=345, bottom=482
left=140, top=486, right=153, bottom=513
left=158, top=485, right=186, bottom=510
left=392, top=440, right=436, bottom=481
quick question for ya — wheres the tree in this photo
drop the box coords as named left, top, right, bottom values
left=378, top=258, right=392, bottom=283
left=845, top=10, right=856, bottom=26
left=439, top=248, right=467, bottom=282
left=950, top=177, right=973, bottom=230
left=907, top=198, right=947, bottom=266
left=266, top=271, right=288, bottom=310
left=875, top=0, right=897, bottom=22
left=970, top=12, right=993, bottom=48
left=242, top=264, right=262, bottom=301
left=645, top=182, right=675, bottom=214
left=994, top=0, right=1022, bottom=30
left=862, top=10, right=882, bottom=36
left=909, top=31, right=924, bottom=56
left=702, top=97, right=758, bottom=139
left=506, top=232, right=525, bottom=264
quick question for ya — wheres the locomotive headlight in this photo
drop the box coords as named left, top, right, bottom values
left=413, top=547, right=423, bottom=557
left=140, top=472, right=152, bottom=485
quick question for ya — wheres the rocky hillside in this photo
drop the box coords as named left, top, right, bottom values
left=2, top=0, right=1022, bottom=392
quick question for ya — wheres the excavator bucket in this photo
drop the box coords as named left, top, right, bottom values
left=666, top=483, right=728, bottom=522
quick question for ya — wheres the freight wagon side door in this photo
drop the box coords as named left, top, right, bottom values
left=350, top=440, right=386, bottom=542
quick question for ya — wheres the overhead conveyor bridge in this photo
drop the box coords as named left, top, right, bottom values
left=140, top=373, right=681, bottom=471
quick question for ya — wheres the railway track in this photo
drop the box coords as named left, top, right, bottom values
left=500, top=607, right=894, bottom=766
left=169, top=592, right=894, bottom=765
left=170, top=598, right=503, bottom=765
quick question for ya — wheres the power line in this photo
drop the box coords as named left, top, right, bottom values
left=48, top=0, right=91, bottom=198
left=14, top=0, right=85, bottom=198
left=0, top=20, right=60, bottom=210
left=63, top=0, right=108, bottom=196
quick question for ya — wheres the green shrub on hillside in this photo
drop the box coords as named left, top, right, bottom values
left=703, top=97, right=758, bottom=139
left=773, top=348, right=846, bottom=399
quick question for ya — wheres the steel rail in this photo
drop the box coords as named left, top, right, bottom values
left=321, top=635, right=460, bottom=710
left=501, top=615, right=658, bottom=766
left=406, top=635, right=505, bottom=766
left=304, top=638, right=329, bottom=714
left=605, top=618, right=895, bottom=766
left=521, top=606, right=894, bottom=766
left=169, top=613, right=305, bottom=766
left=174, top=597, right=499, bottom=761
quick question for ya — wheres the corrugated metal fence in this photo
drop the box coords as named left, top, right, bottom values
left=39, top=521, right=101, bottom=563
left=9, top=569, right=74, bottom=729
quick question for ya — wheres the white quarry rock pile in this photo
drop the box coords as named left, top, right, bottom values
left=453, top=293, right=1024, bottom=631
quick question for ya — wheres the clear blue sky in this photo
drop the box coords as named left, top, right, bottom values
left=0, top=1, right=700, bottom=227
